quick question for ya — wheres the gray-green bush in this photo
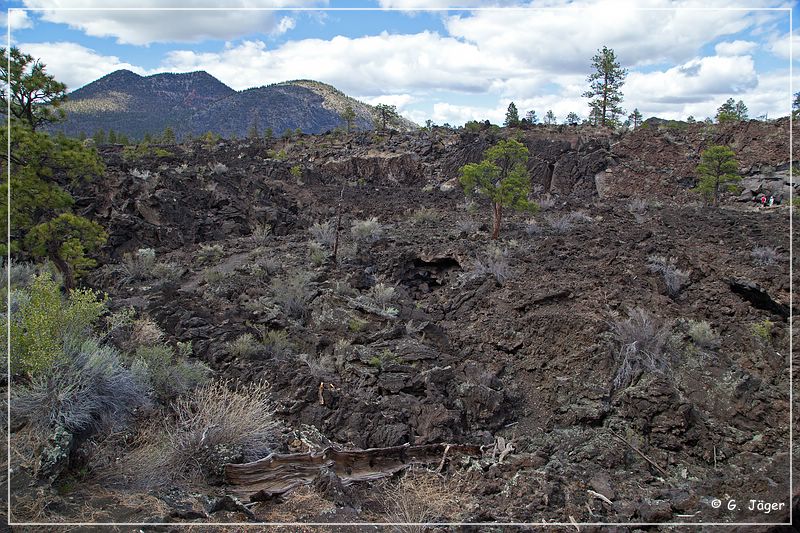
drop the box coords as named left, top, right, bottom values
left=610, top=308, right=672, bottom=389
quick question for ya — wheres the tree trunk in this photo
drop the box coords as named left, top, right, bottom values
left=491, top=202, right=502, bottom=240
left=48, top=245, right=74, bottom=290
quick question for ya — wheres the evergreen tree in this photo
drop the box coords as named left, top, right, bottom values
left=248, top=116, right=260, bottom=139
left=628, top=108, right=643, bottom=129
left=504, top=102, right=520, bottom=127
left=793, top=92, right=800, bottom=118
left=342, top=104, right=356, bottom=132
left=374, top=103, right=400, bottom=131
left=161, top=126, right=176, bottom=144
left=692, top=145, right=740, bottom=206
left=92, top=129, right=106, bottom=145
left=564, top=112, right=580, bottom=125
left=582, top=46, right=628, bottom=127
left=0, top=47, right=67, bottom=130
left=1, top=123, right=106, bottom=289
left=525, top=110, right=538, bottom=124
left=459, top=139, right=538, bottom=240
left=716, top=98, right=748, bottom=122
left=107, top=129, right=117, bottom=144
left=544, top=110, right=556, bottom=125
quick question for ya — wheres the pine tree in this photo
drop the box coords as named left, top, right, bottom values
left=544, top=110, right=556, bottom=125
left=716, top=98, right=748, bottom=123
left=582, top=46, right=628, bottom=127
left=342, top=104, right=356, bottom=132
left=525, top=110, right=538, bottom=124
left=248, top=116, right=260, bottom=139
left=374, top=104, right=399, bottom=131
left=628, top=108, right=643, bottom=129
left=161, top=126, right=176, bottom=144
left=0, top=47, right=67, bottom=130
left=734, top=100, right=748, bottom=121
left=692, top=145, right=740, bottom=206
left=504, top=102, right=520, bottom=127
left=564, top=112, right=580, bottom=125
left=107, top=129, right=117, bottom=144
left=459, top=139, right=537, bottom=240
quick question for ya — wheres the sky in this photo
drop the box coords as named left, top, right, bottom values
left=3, top=0, right=798, bottom=126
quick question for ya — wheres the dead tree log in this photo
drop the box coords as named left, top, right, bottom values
left=225, top=442, right=482, bottom=501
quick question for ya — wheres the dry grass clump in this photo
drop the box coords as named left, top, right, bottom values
left=309, top=220, right=337, bottom=248
left=410, top=207, right=440, bottom=224
left=647, top=255, right=690, bottom=297
left=455, top=218, right=480, bottom=234
left=471, top=246, right=510, bottom=284
left=383, top=469, right=474, bottom=532
left=369, top=282, right=396, bottom=309
left=129, top=316, right=165, bottom=347
left=110, top=380, right=279, bottom=487
left=351, top=217, right=384, bottom=246
left=751, top=246, right=781, bottom=266
left=610, top=308, right=672, bottom=389
left=273, top=272, right=314, bottom=320
left=226, top=332, right=262, bottom=359
left=687, top=319, right=720, bottom=350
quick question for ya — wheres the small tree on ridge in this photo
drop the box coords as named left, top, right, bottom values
left=459, top=139, right=537, bottom=240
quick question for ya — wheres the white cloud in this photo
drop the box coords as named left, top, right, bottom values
left=431, top=102, right=506, bottom=125
left=2, top=8, right=34, bottom=42
left=3, top=9, right=34, bottom=31
left=274, top=16, right=296, bottom=35
left=13, top=1, right=793, bottom=123
left=444, top=0, right=772, bottom=74
left=17, top=42, right=146, bottom=91
left=377, top=0, right=514, bottom=8
left=767, top=30, right=799, bottom=62
left=21, top=0, right=323, bottom=45
left=358, top=93, right=417, bottom=110
left=715, top=40, right=757, bottom=56
left=626, top=55, right=758, bottom=105
left=159, top=31, right=516, bottom=94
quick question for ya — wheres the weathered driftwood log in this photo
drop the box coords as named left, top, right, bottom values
left=225, top=442, right=482, bottom=501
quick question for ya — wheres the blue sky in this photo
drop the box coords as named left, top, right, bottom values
left=3, top=1, right=798, bottom=125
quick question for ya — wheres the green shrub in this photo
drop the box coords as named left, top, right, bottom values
left=11, top=273, right=107, bottom=376
left=349, top=316, right=368, bottom=332
left=131, top=344, right=210, bottom=402
left=309, top=221, right=336, bottom=248
left=261, top=328, right=293, bottom=358
left=351, top=217, right=384, bottom=247
left=273, top=272, right=312, bottom=320
left=12, top=337, right=149, bottom=438
left=410, top=207, right=440, bottom=224
left=752, top=319, right=773, bottom=342
left=226, top=333, right=262, bottom=359
left=196, top=243, right=224, bottom=265
left=309, top=241, right=328, bottom=266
